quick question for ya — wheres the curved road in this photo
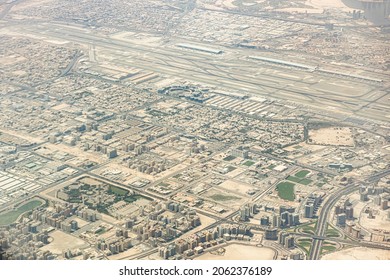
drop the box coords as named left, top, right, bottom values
left=309, top=169, right=390, bottom=260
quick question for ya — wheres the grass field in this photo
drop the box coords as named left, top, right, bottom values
left=210, top=194, right=240, bottom=201
left=0, top=200, right=43, bottom=226
left=298, top=222, right=317, bottom=235
left=226, top=166, right=236, bottom=172
left=326, top=224, right=341, bottom=238
left=300, top=178, right=313, bottom=185
left=95, top=228, right=106, bottom=235
left=286, top=176, right=301, bottom=183
left=302, top=225, right=316, bottom=235
left=109, top=186, right=129, bottom=196
left=124, top=194, right=152, bottom=203
left=297, top=239, right=312, bottom=255
left=286, top=176, right=312, bottom=185
left=243, top=160, right=255, bottom=167
left=295, top=170, right=310, bottom=178
left=267, top=164, right=276, bottom=170
left=223, top=155, right=236, bottom=161
left=147, top=109, right=169, bottom=117
left=321, top=246, right=337, bottom=254
left=276, top=181, right=295, bottom=201
left=320, top=241, right=338, bottom=255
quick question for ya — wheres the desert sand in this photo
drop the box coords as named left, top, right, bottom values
left=322, top=247, right=390, bottom=260
left=195, top=244, right=276, bottom=260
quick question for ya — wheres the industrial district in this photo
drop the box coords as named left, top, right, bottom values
left=0, top=0, right=389, bottom=261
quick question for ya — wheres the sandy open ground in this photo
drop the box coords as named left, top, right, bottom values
left=276, top=0, right=355, bottom=13
left=306, top=0, right=354, bottom=11
left=216, top=0, right=236, bottom=9
left=71, top=217, right=90, bottom=228
left=204, top=187, right=248, bottom=208
left=275, top=8, right=323, bottom=13
left=11, top=0, right=54, bottom=11
left=108, top=247, right=142, bottom=260
left=181, top=213, right=216, bottom=238
left=42, top=230, right=88, bottom=255
left=309, top=127, right=354, bottom=146
left=359, top=207, right=390, bottom=232
left=225, top=167, right=245, bottom=178
left=44, top=143, right=106, bottom=164
left=195, top=244, right=276, bottom=260
left=322, top=247, right=390, bottom=260
left=219, top=179, right=253, bottom=196
left=0, top=128, right=44, bottom=144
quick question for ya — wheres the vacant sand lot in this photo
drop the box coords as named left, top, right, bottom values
left=309, top=127, right=354, bottom=146
left=219, top=179, right=253, bottom=196
left=322, top=247, right=390, bottom=260
left=181, top=213, right=216, bottom=237
left=42, top=230, right=88, bottom=254
left=360, top=208, right=390, bottom=232
left=307, top=0, right=354, bottom=11
left=108, top=246, right=145, bottom=260
left=204, top=187, right=248, bottom=208
left=195, top=244, right=276, bottom=260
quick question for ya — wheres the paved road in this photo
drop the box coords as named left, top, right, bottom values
left=309, top=169, right=390, bottom=260
left=11, top=22, right=389, bottom=122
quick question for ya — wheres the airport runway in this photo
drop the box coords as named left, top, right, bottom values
left=4, top=22, right=389, bottom=123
